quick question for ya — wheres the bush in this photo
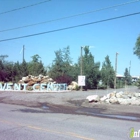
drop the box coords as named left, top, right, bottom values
left=75, top=85, right=80, bottom=91
left=98, top=84, right=107, bottom=89
left=54, top=75, right=72, bottom=85
left=116, top=80, right=125, bottom=88
left=136, top=79, right=140, bottom=89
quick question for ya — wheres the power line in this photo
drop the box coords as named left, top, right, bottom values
left=0, top=0, right=51, bottom=15
left=0, top=11, right=140, bottom=42
left=0, top=0, right=139, bottom=33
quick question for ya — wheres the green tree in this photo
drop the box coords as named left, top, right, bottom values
left=133, top=34, right=140, bottom=59
left=1, top=61, right=13, bottom=82
left=101, top=55, right=115, bottom=88
left=68, top=63, right=80, bottom=81
left=12, top=61, right=21, bottom=82
left=82, top=46, right=100, bottom=89
left=0, top=55, right=8, bottom=63
left=48, top=46, right=73, bottom=84
left=31, top=54, right=41, bottom=63
left=28, top=55, right=46, bottom=76
left=0, top=54, right=47, bottom=82
left=62, top=46, right=72, bottom=76
left=0, top=55, right=10, bottom=82
left=20, top=60, right=28, bottom=77
left=136, top=79, right=140, bottom=88
left=124, top=68, right=132, bottom=85
left=0, top=60, right=4, bottom=70
left=0, top=60, right=7, bottom=81
left=48, top=49, right=63, bottom=78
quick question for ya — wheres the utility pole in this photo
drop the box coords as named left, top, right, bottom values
left=81, top=46, right=83, bottom=76
left=23, top=45, right=25, bottom=62
left=114, top=52, right=118, bottom=89
left=80, top=46, right=83, bottom=90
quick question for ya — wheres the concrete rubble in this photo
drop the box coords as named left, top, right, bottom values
left=86, top=91, right=140, bottom=105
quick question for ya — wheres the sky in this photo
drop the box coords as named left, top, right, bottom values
left=0, top=0, right=140, bottom=76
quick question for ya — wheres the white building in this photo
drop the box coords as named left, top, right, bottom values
left=116, top=74, right=140, bottom=82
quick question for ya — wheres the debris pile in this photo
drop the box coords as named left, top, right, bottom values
left=18, top=74, right=55, bottom=90
left=18, top=75, right=80, bottom=91
left=86, top=91, right=140, bottom=105
left=67, top=81, right=78, bottom=90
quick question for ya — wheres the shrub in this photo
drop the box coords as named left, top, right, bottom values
left=75, top=85, right=80, bottom=91
left=136, top=79, right=140, bottom=89
left=98, top=84, right=107, bottom=89
left=54, top=75, right=72, bottom=85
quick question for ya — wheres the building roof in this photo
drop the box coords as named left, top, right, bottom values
left=116, top=74, right=124, bottom=78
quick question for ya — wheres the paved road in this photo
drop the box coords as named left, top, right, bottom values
left=0, top=86, right=140, bottom=140
left=0, top=103, right=140, bottom=140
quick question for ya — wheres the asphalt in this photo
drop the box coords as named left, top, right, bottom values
left=0, top=86, right=140, bottom=122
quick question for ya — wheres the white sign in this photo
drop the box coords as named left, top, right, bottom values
left=78, top=76, right=85, bottom=86
left=0, top=83, right=67, bottom=91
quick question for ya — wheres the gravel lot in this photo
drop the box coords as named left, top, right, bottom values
left=0, top=86, right=140, bottom=120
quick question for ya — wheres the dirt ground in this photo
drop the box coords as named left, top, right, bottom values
left=0, top=87, right=140, bottom=121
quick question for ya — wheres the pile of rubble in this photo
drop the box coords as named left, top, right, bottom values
left=18, top=75, right=79, bottom=91
left=86, top=91, right=140, bottom=105
left=18, top=75, right=55, bottom=90
left=18, top=75, right=80, bottom=91
left=67, top=81, right=78, bottom=90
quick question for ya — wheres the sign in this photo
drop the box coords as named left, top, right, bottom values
left=0, top=83, right=67, bottom=91
left=78, top=75, right=85, bottom=86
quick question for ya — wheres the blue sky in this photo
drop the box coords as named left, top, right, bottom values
left=0, top=0, right=140, bottom=76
